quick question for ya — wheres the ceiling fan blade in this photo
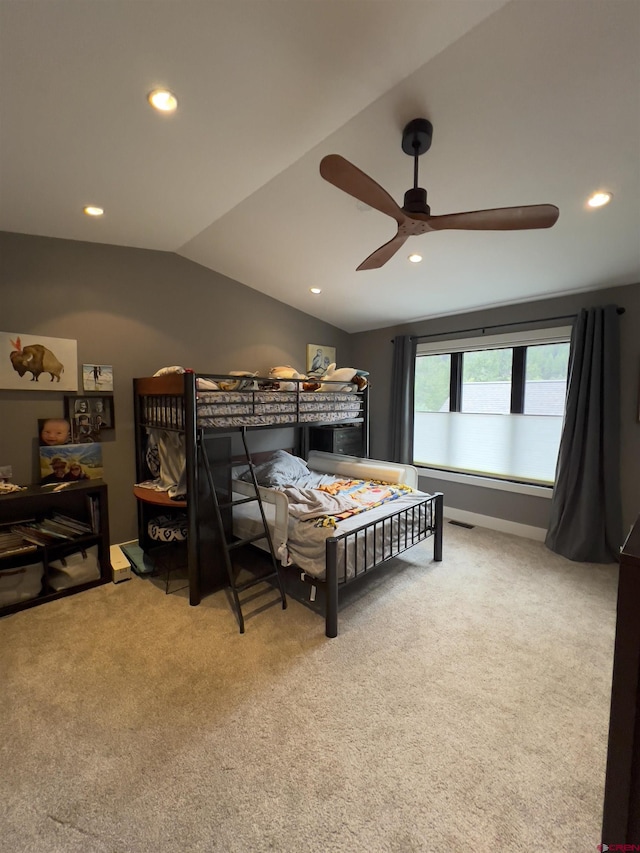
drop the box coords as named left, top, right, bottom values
left=357, top=233, right=408, bottom=271
left=426, top=204, right=559, bottom=231
left=320, top=154, right=406, bottom=224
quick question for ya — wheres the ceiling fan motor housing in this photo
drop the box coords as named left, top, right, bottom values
left=403, top=187, right=430, bottom=215
left=401, top=118, right=433, bottom=156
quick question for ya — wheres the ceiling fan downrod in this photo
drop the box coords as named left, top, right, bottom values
left=401, top=118, right=433, bottom=215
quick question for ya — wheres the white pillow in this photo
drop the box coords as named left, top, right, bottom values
left=308, top=453, right=405, bottom=484
left=153, top=366, right=185, bottom=377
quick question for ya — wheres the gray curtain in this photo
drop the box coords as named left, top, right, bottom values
left=545, top=305, right=623, bottom=563
left=390, top=335, right=416, bottom=464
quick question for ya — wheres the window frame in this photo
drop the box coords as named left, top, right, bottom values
left=413, top=326, right=572, bottom=488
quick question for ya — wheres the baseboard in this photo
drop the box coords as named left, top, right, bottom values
left=444, top=507, right=547, bottom=541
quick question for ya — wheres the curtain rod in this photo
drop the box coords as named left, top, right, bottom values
left=404, top=306, right=625, bottom=344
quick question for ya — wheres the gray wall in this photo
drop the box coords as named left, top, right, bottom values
left=351, top=283, right=640, bottom=535
left=2, top=230, right=638, bottom=543
left=0, top=232, right=353, bottom=543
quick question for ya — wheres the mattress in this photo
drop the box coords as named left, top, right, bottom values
left=195, top=390, right=362, bottom=428
left=140, top=389, right=364, bottom=430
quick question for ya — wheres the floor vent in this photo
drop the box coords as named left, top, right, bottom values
left=448, top=520, right=475, bottom=529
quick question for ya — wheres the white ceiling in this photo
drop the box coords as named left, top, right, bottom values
left=1, top=0, right=639, bottom=333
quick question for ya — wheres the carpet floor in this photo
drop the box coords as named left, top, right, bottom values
left=0, top=522, right=618, bottom=852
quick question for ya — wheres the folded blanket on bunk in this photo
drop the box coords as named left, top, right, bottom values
left=281, top=479, right=414, bottom=528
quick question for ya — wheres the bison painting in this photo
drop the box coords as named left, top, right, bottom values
left=9, top=337, right=64, bottom=382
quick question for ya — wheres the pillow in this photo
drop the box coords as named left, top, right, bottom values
left=196, top=377, right=220, bottom=390
left=153, top=366, right=185, bottom=377
left=238, top=450, right=309, bottom=488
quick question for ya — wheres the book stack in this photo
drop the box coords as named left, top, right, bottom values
left=11, top=512, right=94, bottom=547
left=0, top=530, right=38, bottom=559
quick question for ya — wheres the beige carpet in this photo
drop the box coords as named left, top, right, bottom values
left=0, top=523, right=618, bottom=852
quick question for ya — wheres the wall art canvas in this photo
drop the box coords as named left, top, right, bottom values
left=0, top=332, right=78, bottom=391
left=40, top=443, right=103, bottom=483
left=306, top=344, right=336, bottom=378
left=82, top=364, right=114, bottom=392
left=38, top=418, right=72, bottom=447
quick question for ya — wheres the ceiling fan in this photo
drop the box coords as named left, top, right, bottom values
left=319, top=118, right=559, bottom=271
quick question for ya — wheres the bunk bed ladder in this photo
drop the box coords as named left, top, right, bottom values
left=199, top=428, right=287, bottom=633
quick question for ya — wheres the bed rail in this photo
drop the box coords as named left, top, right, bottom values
left=134, top=373, right=367, bottom=433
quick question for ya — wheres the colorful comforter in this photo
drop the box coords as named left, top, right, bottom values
left=280, top=479, right=414, bottom=528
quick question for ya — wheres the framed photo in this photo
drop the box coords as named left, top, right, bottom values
left=40, top=443, right=103, bottom=484
left=65, top=395, right=114, bottom=442
left=0, top=331, right=78, bottom=391
left=306, top=344, right=336, bottom=378
left=38, top=417, right=72, bottom=447
left=82, top=364, right=113, bottom=392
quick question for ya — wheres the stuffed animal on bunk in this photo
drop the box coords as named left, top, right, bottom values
left=268, top=365, right=308, bottom=391
left=218, top=371, right=258, bottom=391
left=316, top=364, right=369, bottom=392
left=152, top=365, right=221, bottom=390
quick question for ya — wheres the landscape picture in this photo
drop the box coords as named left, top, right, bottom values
left=82, top=364, right=114, bottom=392
left=39, top=443, right=103, bottom=483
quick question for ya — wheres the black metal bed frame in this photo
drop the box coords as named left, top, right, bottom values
left=133, top=371, right=443, bottom=636
left=297, top=493, right=443, bottom=637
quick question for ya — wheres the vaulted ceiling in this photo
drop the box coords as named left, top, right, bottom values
left=1, top=0, right=638, bottom=332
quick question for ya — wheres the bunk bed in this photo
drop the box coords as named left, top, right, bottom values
left=133, top=371, right=443, bottom=636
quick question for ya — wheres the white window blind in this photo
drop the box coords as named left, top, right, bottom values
left=416, top=326, right=572, bottom=355
left=414, top=325, right=571, bottom=486
left=414, top=412, right=563, bottom=485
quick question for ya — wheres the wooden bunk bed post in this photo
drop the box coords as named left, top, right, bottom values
left=184, top=372, right=201, bottom=606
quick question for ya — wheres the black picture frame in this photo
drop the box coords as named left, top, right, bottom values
left=64, top=394, right=114, bottom=442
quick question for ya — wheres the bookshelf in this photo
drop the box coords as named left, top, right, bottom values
left=0, top=479, right=111, bottom=616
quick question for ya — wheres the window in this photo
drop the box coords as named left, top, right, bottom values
left=413, top=328, right=571, bottom=486
left=461, top=348, right=512, bottom=414
left=414, top=353, right=451, bottom=413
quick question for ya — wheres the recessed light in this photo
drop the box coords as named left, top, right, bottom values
left=310, top=287, right=322, bottom=294
left=587, top=191, right=612, bottom=208
left=83, top=206, right=104, bottom=217
left=147, top=89, right=178, bottom=113
left=408, top=253, right=423, bottom=263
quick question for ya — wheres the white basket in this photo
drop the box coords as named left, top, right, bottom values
left=48, top=546, right=101, bottom=591
left=0, top=561, right=44, bottom=605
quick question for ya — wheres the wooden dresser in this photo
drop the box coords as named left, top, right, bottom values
left=601, top=515, right=640, bottom=843
left=307, top=424, right=366, bottom=457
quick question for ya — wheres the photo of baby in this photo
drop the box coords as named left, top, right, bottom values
left=39, top=418, right=72, bottom=447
